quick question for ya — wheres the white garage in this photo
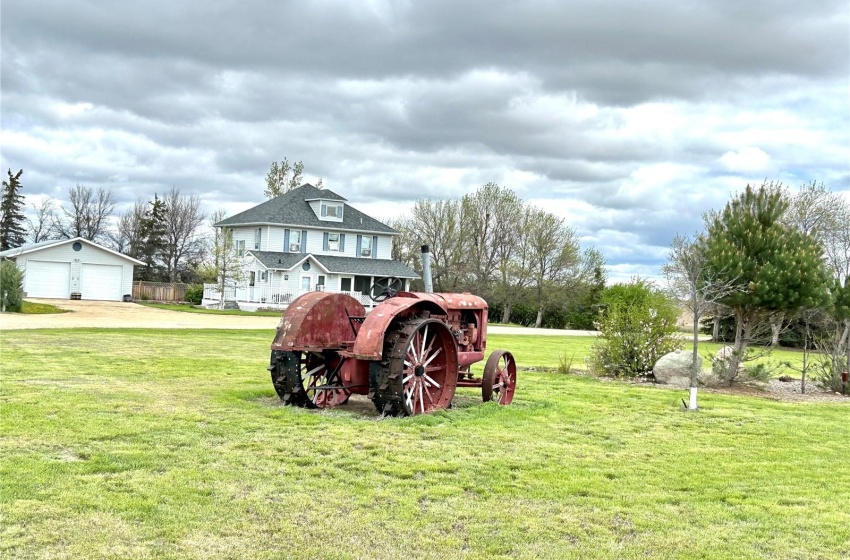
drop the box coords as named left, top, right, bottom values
left=0, top=237, right=144, bottom=301
left=24, top=261, right=72, bottom=299
left=81, top=263, right=125, bottom=301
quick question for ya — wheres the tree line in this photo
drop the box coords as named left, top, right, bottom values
left=0, top=157, right=317, bottom=287
left=0, top=169, right=208, bottom=283
left=388, top=183, right=606, bottom=329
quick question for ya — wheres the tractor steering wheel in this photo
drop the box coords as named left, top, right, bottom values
left=369, top=276, right=403, bottom=302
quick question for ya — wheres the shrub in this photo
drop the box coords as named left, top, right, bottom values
left=185, top=284, right=204, bottom=305
left=587, top=279, right=681, bottom=377
left=557, top=350, right=576, bottom=375
left=810, top=348, right=848, bottom=393
left=0, top=260, right=24, bottom=312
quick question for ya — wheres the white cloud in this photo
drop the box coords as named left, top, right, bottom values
left=719, top=147, right=771, bottom=172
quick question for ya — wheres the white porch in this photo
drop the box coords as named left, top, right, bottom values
left=201, top=284, right=376, bottom=311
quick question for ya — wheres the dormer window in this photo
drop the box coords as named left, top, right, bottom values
left=321, top=203, right=343, bottom=220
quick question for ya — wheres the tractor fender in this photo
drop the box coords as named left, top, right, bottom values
left=271, top=291, right=365, bottom=352
left=350, top=295, right=447, bottom=360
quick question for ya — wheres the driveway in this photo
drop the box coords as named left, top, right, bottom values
left=0, top=298, right=599, bottom=335
left=0, top=299, right=282, bottom=330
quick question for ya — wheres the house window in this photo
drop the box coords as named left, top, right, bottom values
left=321, top=203, right=342, bottom=219
left=340, top=277, right=352, bottom=292
left=249, top=271, right=256, bottom=287
left=328, top=233, right=340, bottom=252
left=260, top=271, right=268, bottom=282
left=236, top=240, right=245, bottom=257
left=254, top=228, right=262, bottom=250
left=360, top=236, right=372, bottom=258
left=317, top=275, right=325, bottom=290
left=288, top=230, right=301, bottom=253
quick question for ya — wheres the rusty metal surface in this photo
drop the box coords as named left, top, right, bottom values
left=350, top=292, right=489, bottom=361
left=350, top=294, right=445, bottom=360
left=271, top=292, right=365, bottom=352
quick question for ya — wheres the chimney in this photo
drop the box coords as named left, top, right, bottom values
left=421, top=245, right=433, bottom=293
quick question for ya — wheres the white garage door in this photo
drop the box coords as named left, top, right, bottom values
left=81, top=263, right=124, bottom=301
left=25, top=261, right=71, bottom=299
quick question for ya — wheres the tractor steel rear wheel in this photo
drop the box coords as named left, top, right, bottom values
left=269, top=350, right=350, bottom=409
left=482, top=350, right=516, bottom=405
left=372, top=318, right=458, bottom=416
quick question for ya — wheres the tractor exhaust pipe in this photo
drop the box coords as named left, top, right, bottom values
left=421, top=245, right=433, bottom=293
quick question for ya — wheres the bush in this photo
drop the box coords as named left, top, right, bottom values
left=184, top=284, right=204, bottom=305
left=587, top=279, right=681, bottom=377
left=0, top=260, right=24, bottom=312
left=810, top=350, right=848, bottom=393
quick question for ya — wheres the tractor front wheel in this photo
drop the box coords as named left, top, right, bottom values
left=482, top=350, right=516, bottom=405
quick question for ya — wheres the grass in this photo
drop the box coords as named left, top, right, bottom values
left=16, top=300, right=69, bottom=314
left=138, top=302, right=283, bottom=317
left=489, top=334, right=811, bottom=378
left=1, top=329, right=848, bottom=559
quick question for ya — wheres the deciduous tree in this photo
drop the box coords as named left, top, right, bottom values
left=408, top=198, right=469, bottom=292
left=662, top=233, right=740, bottom=409
left=160, top=187, right=205, bottom=282
left=526, top=208, right=581, bottom=328
left=54, top=184, right=116, bottom=242
left=264, top=158, right=304, bottom=198
left=26, top=197, right=57, bottom=243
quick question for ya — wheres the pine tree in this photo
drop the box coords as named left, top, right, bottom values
left=0, top=169, right=26, bottom=251
left=134, top=195, right=168, bottom=280
left=703, top=182, right=831, bottom=383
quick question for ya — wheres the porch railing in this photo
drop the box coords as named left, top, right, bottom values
left=202, top=284, right=371, bottom=307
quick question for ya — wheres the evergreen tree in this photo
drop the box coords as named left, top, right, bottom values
left=703, top=182, right=831, bottom=383
left=0, top=169, right=26, bottom=251
left=134, top=196, right=168, bottom=280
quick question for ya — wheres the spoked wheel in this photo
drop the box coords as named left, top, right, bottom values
left=372, top=318, right=458, bottom=416
left=482, top=350, right=517, bottom=405
left=269, top=350, right=350, bottom=409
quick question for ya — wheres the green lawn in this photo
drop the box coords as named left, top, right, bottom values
left=13, top=301, right=69, bottom=314
left=138, top=302, right=283, bottom=317
left=1, top=330, right=848, bottom=559
left=487, top=334, right=811, bottom=378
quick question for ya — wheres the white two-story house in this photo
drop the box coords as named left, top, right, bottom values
left=202, top=183, right=418, bottom=309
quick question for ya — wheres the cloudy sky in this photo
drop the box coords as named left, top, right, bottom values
left=2, top=0, right=848, bottom=282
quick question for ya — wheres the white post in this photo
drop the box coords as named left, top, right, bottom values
left=688, top=387, right=698, bottom=411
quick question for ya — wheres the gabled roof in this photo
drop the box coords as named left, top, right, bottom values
left=0, top=237, right=145, bottom=265
left=216, top=183, right=396, bottom=234
left=248, top=251, right=419, bottom=279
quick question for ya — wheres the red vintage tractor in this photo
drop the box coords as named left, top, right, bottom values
left=268, top=274, right=516, bottom=416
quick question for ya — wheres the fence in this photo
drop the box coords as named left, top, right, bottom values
left=133, top=281, right=188, bottom=302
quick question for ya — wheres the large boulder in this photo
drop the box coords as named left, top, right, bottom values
left=715, top=346, right=735, bottom=361
left=710, top=345, right=745, bottom=385
left=652, top=350, right=694, bottom=387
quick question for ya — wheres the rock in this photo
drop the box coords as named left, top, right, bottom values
left=652, top=350, right=695, bottom=387
left=715, top=346, right=735, bottom=361
left=710, top=345, right=744, bottom=384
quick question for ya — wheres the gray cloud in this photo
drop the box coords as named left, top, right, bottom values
left=1, top=0, right=848, bottom=282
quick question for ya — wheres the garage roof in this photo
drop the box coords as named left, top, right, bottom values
left=0, top=237, right=146, bottom=265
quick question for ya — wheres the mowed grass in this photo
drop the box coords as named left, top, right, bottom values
left=138, top=302, right=283, bottom=317
left=18, top=300, right=69, bottom=314
left=1, top=330, right=848, bottom=560
left=487, top=334, right=813, bottom=378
